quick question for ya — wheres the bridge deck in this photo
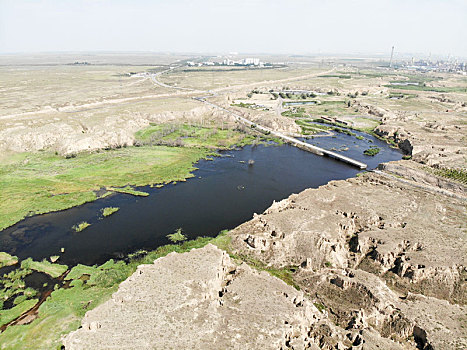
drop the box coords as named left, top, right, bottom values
left=198, top=98, right=367, bottom=170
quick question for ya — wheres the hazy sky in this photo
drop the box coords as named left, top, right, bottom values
left=0, top=0, right=466, bottom=57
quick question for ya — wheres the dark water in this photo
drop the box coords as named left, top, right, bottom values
left=303, top=125, right=401, bottom=170
left=389, top=82, right=419, bottom=86
left=0, top=135, right=401, bottom=266
left=284, top=101, right=318, bottom=106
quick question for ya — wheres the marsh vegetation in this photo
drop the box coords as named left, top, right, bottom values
left=363, top=147, right=381, bottom=156
left=167, top=228, right=187, bottom=243
left=72, top=221, right=91, bottom=232
left=101, top=207, right=120, bottom=217
left=0, top=232, right=231, bottom=348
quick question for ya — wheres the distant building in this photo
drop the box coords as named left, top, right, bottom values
left=242, top=58, right=260, bottom=66
left=191, top=57, right=268, bottom=68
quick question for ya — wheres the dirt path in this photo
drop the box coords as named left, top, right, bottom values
left=0, top=66, right=334, bottom=121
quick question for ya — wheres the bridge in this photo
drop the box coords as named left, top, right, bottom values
left=196, top=97, right=368, bottom=170
left=149, top=69, right=367, bottom=170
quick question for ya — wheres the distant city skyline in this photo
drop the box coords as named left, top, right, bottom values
left=0, top=0, right=466, bottom=58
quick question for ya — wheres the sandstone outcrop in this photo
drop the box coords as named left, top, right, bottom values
left=373, top=112, right=465, bottom=169
left=63, top=244, right=345, bottom=349
left=0, top=105, right=234, bottom=156
left=230, top=170, right=466, bottom=349
left=63, top=166, right=466, bottom=349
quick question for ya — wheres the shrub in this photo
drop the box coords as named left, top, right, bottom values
left=432, top=167, right=467, bottom=184
left=72, top=221, right=91, bottom=232
left=363, top=147, right=380, bottom=156
left=167, top=228, right=187, bottom=243
left=101, top=207, right=120, bottom=217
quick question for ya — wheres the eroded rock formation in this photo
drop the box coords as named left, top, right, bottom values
left=230, top=170, right=466, bottom=349
left=63, top=244, right=346, bottom=349
left=63, top=166, right=466, bottom=349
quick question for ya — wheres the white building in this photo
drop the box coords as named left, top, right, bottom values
left=242, top=58, right=260, bottom=66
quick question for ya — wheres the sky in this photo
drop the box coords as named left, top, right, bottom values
left=0, top=0, right=466, bottom=58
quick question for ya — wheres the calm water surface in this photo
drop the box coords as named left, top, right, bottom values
left=1, top=133, right=401, bottom=266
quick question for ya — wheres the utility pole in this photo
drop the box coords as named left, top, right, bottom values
left=389, top=46, right=394, bottom=68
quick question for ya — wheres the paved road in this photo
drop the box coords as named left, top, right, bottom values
left=150, top=68, right=201, bottom=92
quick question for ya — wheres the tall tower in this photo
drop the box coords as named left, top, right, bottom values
left=389, top=46, right=395, bottom=68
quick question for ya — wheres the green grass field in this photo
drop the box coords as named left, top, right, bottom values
left=0, top=146, right=212, bottom=231
left=0, top=123, right=259, bottom=231
left=135, top=123, right=256, bottom=149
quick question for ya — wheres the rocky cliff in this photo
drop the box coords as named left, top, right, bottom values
left=63, top=166, right=466, bottom=349
left=230, top=169, right=466, bottom=349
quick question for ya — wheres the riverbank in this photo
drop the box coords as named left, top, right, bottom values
left=0, top=127, right=403, bottom=347
left=0, top=131, right=402, bottom=267
left=1, top=59, right=465, bottom=348
left=57, top=90, right=466, bottom=348
left=56, top=161, right=466, bottom=350
left=0, top=123, right=265, bottom=231
left=0, top=232, right=231, bottom=348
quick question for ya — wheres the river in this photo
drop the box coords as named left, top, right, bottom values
left=0, top=132, right=401, bottom=266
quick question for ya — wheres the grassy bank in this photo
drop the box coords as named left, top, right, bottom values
left=0, top=253, right=18, bottom=268
left=134, top=123, right=257, bottom=149
left=0, top=229, right=299, bottom=349
left=385, top=84, right=467, bottom=93
left=0, top=146, right=213, bottom=231
left=294, top=119, right=331, bottom=135
left=311, top=118, right=399, bottom=146
left=0, top=124, right=258, bottom=231
left=0, top=232, right=230, bottom=349
left=20, top=258, right=68, bottom=278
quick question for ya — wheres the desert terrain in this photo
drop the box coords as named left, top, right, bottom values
left=0, top=53, right=465, bottom=349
